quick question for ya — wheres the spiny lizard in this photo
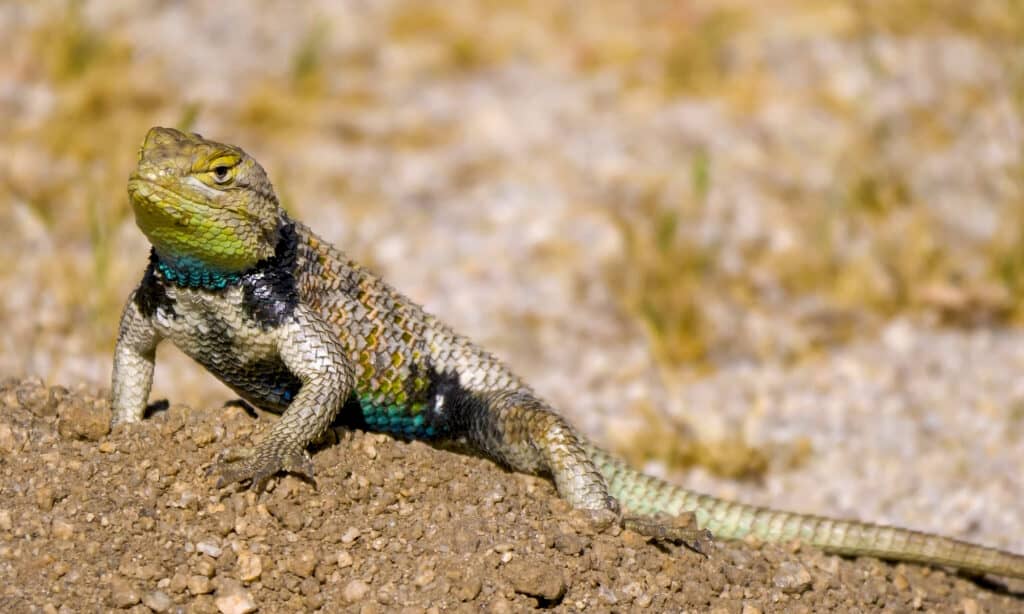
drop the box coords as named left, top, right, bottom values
left=111, top=127, right=1024, bottom=580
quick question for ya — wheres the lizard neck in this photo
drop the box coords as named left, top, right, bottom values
left=153, top=253, right=244, bottom=290
left=151, top=214, right=297, bottom=291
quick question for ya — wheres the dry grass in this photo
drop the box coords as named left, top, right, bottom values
left=4, top=0, right=1024, bottom=476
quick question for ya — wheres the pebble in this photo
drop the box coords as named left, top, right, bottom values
left=414, top=569, right=435, bottom=588
left=341, top=527, right=361, bottom=544
left=453, top=575, right=482, bottom=601
left=216, top=587, right=258, bottom=614
left=56, top=397, right=110, bottom=441
left=142, top=590, right=173, bottom=613
left=197, top=540, right=223, bottom=558
left=336, top=550, right=354, bottom=568
left=188, top=574, right=214, bottom=595
left=772, top=562, right=813, bottom=594
left=50, top=518, right=74, bottom=540
left=236, top=551, right=262, bottom=582
left=108, top=575, right=140, bottom=608
left=17, top=381, right=57, bottom=416
left=343, top=579, right=371, bottom=603
left=892, top=572, right=909, bottom=591
left=288, top=550, right=319, bottom=577
left=0, top=424, right=20, bottom=453
left=194, top=556, right=217, bottom=577
left=503, top=559, right=566, bottom=601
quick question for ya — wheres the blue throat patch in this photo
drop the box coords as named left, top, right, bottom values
left=155, top=257, right=242, bottom=290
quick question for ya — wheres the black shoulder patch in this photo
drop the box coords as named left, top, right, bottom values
left=423, top=366, right=488, bottom=436
left=134, top=249, right=176, bottom=319
left=240, top=221, right=300, bottom=329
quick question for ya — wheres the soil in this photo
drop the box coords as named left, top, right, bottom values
left=1, top=377, right=1022, bottom=613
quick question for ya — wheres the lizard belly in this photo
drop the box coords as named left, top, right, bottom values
left=154, top=286, right=300, bottom=412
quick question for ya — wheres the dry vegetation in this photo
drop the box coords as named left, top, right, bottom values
left=2, top=0, right=1024, bottom=477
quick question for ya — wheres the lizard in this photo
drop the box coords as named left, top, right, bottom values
left=111, top=126, right=1024, bottom=580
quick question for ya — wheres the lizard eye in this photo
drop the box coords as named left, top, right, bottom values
left=212, top=165, right=232, bottom=183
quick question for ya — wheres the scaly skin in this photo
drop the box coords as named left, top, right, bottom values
left=112, top=127, right=1024, bottom=580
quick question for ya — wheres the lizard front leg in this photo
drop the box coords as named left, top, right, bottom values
left=214, top=305, right=353, bottom=490
left=111, top=293, right=161, bottom=425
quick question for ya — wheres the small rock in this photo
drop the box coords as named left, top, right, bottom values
left=168, top=572, right=189, bottom=594
left=299, top=576, right=321, bottom=596
left=741, top=604, right=763, bottom=614
left=51, top=518, right=74, bottom=540
left=188, top=574, right=214, bottom=595
left=597, top=584, right=617, bottom=604
left=215, top=587, right=257, bottom=614
left=341, top=527, right=361, bottom=544
left=488, top=597, right=514, bottom=614
left=236, top=551, right=262, bottom=582
left=553, top=532, right=586, bottom=556
left=0, top=509, right=12, bottom=531
left=191, top=425, right=217, bottom=447
left=503, top=559, right=565, bottom=601
left=336, top=550, right=353, bottom=568
left=194, top=556, right=217, bottom=577
left=142, top=590, right=173, bottom=613
left=343, top=579, right=370, bottom=603
left=35, top=486, right=55, bottom=511
left=197, top=540, right=223, bottom=558
left=772, top=561, right=813, bottom=594
left=414, top=569, right=435, bottom=588
left=288, top=550, right=319, bottom=577
left=109, top=575, right=141, bottom=608
left=17, top=380, right=59, bottom=416
left=454, top=575, right=482, bottom=601
left=892, top=572, right=909, bottom=591
left=0, top=424, right=19, bottom=453
left=57, top=396, right=111, bottom=441
left=961, top=598, right=979, bottom=614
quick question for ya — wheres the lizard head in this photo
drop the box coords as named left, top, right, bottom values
left=128, top=127, right=281, bottom=276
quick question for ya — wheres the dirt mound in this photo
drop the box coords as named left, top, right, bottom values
left=1, top=377, right=1020, bottom=612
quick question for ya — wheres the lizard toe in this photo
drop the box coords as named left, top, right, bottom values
left=213, top=447, right=314, bottom=491
left=280, top=449, right=315, bottom=480
left=623, top=512, right=714, bottom=554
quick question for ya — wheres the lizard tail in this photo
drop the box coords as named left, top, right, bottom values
left=584, top=443, right=1024, bottom=579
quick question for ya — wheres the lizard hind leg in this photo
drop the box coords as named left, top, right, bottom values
left=446, top=386, right=707, bottom=547
left=447, top=388, right=618, bottom=515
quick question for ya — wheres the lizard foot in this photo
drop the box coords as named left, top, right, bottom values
left=623, top=512, right=714, bottom=555
left=211, top=445, right=315, bottom=492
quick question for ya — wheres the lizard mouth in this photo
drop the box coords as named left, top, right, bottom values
left=128, top=177, right=215, bottom=224
left=128, top=176, right=263, bottom=226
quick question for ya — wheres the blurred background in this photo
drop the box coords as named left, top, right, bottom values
left=3, top=0, right=1024, bottom=551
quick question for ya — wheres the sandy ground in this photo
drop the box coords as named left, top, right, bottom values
left=1, top=377, right=1022, bottom=613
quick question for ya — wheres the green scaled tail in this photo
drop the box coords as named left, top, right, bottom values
left=584, top=444, right=1024, bottom=579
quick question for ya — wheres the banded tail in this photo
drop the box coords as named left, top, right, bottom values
left=585, top=444, right=1024, bottom=579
